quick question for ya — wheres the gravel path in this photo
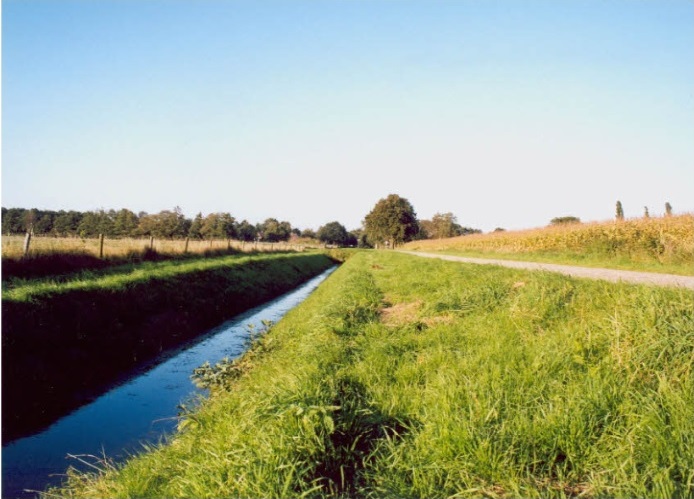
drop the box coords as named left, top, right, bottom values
left=400, top=251, right=694, bottom=290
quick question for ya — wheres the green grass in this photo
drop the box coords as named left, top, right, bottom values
left=427, top=248, right=694, bottom=276
left=49, top=251, right=694, bottom=498
left=3, top=252, right=306, bottom=300
left=3, top=251, right=336, bottom=442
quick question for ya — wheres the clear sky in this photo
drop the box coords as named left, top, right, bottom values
left=2, top=0, right=693, bottom=232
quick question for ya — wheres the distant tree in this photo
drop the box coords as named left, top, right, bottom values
left=643, top=206, right=650, bottom=218
left=52, top=210, right=83, bottom=236
left=291, top=228, right=301, bottom=237
left=112, top=209, right=139, bottom=237
left=188, top=213, right=204, bottom=239
left=363, top=194, right=419, bottom=248
left=418, top=215, right=480, bottom=239
left=417, top=220, right=434, bottom=239
left=201, top=213, right=236, bottom=240
left=2, top=208, right=27, bottom=234
left=157, top=207, right=190, bottom=239
left=316, top=221, right=349, bottom=246
left=616, top=200, right=624, bottom=221
left=259, top=218, right=292, bottom=242
left=493, top=227, right=506, bottom=232
left=236, top=220, right=257, bottom=242
left=550, top=216, right=581, bottom=226
left=33, top=210, right=55, bottom=235
left=301, top=228, right=317, bottom=239
left=136, top=207, right=188, bottom=239
left=345, top=231, right=359, bottom=247
left=665, top=202, right=673, bottom=216
left=78, top=210, right=114, bottom=237
left=458, top=226, right=482, bottom=236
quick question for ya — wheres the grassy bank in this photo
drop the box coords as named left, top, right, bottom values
left=2, top=252, right=334, bottom=443
left=51, top=251, right=694, bottom=498
left=404, top=214, right=694, bottom=275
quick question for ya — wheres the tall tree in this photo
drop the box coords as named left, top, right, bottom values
left=236, top=220, right=257, bottom=242
left=201, top=213, right=236, bottom=240
left=112, top=209, right=139, bottom=237
left=430, top=212, right=458, bottom=239
left=363, top=194, right=418, bottom=248
left=259, top=218, right=292, bottom=242
left=665, top=202, right=673, bottom=216
left=188, top=212, right=204, bottom=239
left=316, top=221, right=349, bottom=246
left=615, top=200, right=624, bottom=221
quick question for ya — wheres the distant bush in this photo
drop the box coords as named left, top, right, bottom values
left=550, top=216, right=581, bottom=225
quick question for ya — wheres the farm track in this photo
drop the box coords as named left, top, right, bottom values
left=401, top=251, right=694, bottom=290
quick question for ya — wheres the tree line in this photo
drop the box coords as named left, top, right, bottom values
left=1, top=207, right=298, bottom=243
left=2, top=197, right=481, bottom=248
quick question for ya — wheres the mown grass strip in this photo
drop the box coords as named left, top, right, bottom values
left=49, top=251, right=694, bottom=498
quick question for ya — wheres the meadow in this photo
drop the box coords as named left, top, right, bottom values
left=1, top=234, right=317, bottom=280
left=51, top=251, right=694, bottom=498
left=1, top=234, right=307, bottom=258
left=404, top=214, right=694, bottom=276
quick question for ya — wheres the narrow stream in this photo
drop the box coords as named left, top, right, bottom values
left=2, top=267, right=336, bottom=498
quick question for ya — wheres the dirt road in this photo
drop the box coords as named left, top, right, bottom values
left=400, top=251, right=694, bottom=290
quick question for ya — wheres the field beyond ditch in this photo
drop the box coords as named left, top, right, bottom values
left=51, top=251, right=694, bottom=498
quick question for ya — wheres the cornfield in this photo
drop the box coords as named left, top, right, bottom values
left=405, top=214, right=694, bottom=265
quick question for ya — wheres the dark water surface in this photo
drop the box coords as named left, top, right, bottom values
left=2, top=267, right=336, bottom=498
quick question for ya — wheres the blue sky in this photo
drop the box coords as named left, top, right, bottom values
left=2, top=0, right=693, bottom=232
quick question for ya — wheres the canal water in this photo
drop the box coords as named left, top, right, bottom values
left=2, top=267, right=336, bottom=498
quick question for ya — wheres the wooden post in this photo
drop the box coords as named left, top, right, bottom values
left=99, top=234, right=105, bottom=259
left=22, top=229, right=32, bottom=257
left=184, top=238, right=189, bottom=253
left=149, top=236, right=154, bottom=250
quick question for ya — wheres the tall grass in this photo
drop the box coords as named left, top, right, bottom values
left=49, top=251, right=694, bottom=498
left=1, top=235, right=316, bottom=280
left=404, top=214, right=694, bottom=275
left=1, top=235, right=308, bottom=259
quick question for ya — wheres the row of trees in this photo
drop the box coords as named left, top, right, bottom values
left=615, top=201, right=674, bottom=221
left=1, top=207, right=297, bottom=243
left=2, top=196, right=480, bottom=248
left=360, top=194, right=480, bottom=248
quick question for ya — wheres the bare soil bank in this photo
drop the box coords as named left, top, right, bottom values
left=2, top=253, right=334, bottom=444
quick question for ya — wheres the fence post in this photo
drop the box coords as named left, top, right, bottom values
left=99, top=234, right=105, bottom=259
left=149, top=236, right=154, bottom=250
left=22, top=227, right=33, bottom=257
left=184, top=238, right=189, bottom=253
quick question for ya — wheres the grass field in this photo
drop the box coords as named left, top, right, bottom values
left=51, top=251, right=694, bottom=498
left=1, top=235, right=320, bottom=281
left=404, top=214, right=694, bottom=276
left=1, top=234, right=308, bottom=259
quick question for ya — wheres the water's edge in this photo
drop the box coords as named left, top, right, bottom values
left=2, top=266, right=337, bottom=499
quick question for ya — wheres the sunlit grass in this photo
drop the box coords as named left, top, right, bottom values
left=49, top=251, right=694, bottom=498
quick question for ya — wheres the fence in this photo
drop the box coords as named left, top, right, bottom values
left=2, top=234, right=316, bottom=260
